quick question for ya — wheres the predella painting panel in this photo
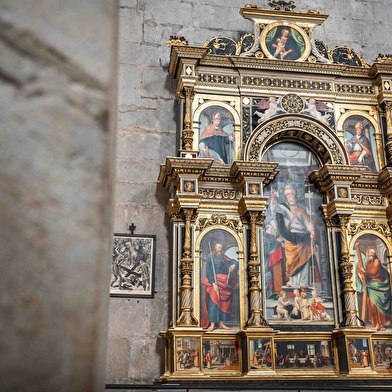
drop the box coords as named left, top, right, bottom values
left=202, top=338, right=240, bottom=372
left=372, top=339, right=392, bottom=373
left=275, top=339, right=334, bottom=370
left=176, top=337, right=200, bottom=372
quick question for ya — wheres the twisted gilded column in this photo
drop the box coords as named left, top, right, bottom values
left=176, top=208, right=198, bottom=326
left=310, top=164, right=367, bottom=328
left=158, top=157, right=211, bottom=327
left=246, top=211, right=269, bottom=327
left=338, top=215, right=364, bottom=327
left=232, top=161, right=279, bottom=328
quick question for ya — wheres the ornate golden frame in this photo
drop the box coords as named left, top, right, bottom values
left=159, top=1, right=392, bottom=387
left=260, top=22, right=311, bottom=62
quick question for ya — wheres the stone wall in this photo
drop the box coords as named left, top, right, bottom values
left=109, top=0, right=392, bottom=386
left=0, top=1, right=118, bottom=391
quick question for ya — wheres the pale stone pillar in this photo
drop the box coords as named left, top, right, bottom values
left=0, top=1, right=118, bottom=391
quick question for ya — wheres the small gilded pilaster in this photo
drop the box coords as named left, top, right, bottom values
left=181, top=86, right=195, bottom=152
left=338, top=215, right=365, bottom=327
left=384, top=102, right=392, bottom=164
left=246, top=211, right=269, bottom=327
left=177, top=208, right=199, bottom=326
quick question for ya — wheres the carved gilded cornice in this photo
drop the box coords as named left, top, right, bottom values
left=170, top=193, right=203, bottom=214
left=323, top=199, right=358, bottom=217
left=198, top=54, right=372, bottom=77
left=168, top=44, right=207, bottom=64
left=369, top=61, right=392, bottom=78
left=378, top=166, right=392, bottom=190
left=349, top=205, right=387, bottom=220
left=351, top=171, right=380, bottom=189
left=238, top=196, right=269, bottom=216
left=158, top=157, right=212, bottom=191
left=169, top=46, right=378, bottom=85
left=310, top=164, right=366, bottom=192
left=310, top=165, right=369, bottom=217
left=229, top=55, right=371, bottom=77
left=201, top=166, right=238, bottom=184
left=168, top=48, right=388, bottom=110
left=198, top=161, right=280, bottom=186
left=239, top=4, right=328, bottom=25
left=230, top=160, right=280, bottom=185
left=168, top=46, right=208, bottom=78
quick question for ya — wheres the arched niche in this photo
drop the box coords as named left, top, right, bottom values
left=349, top=231, right=392, bottom=330
left=193, top=225, right=246, bottom=331
left=336, top=110, right=383, bottom=171
left=243, top=115, right=343, bottom=326
left=259, top=142, right=334, bottom=325
left=192, top=100, right=242, bottom=165
left=243, top=114, right=348, bottom=166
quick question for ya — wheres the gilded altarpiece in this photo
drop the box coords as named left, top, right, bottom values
left=158, top=1, right=392, bottom=389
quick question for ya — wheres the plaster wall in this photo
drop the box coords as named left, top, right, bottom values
left=110, top=0, right=392, bottom=386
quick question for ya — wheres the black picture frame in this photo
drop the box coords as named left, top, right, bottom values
left=110, top=233, right=156, bottom=298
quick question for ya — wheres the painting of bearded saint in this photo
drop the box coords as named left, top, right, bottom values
left=200, top=229, right=240, bottom=331
left=198, top=107, right=235, bottom=166
left=343, top=115, right=377, bottom=171
left=354, top=235, right=392, bottom=331
left=261, top=143, right=333, bottom=324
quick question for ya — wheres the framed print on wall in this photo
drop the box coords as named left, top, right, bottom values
left=110, top=233, right=156, bottom=298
